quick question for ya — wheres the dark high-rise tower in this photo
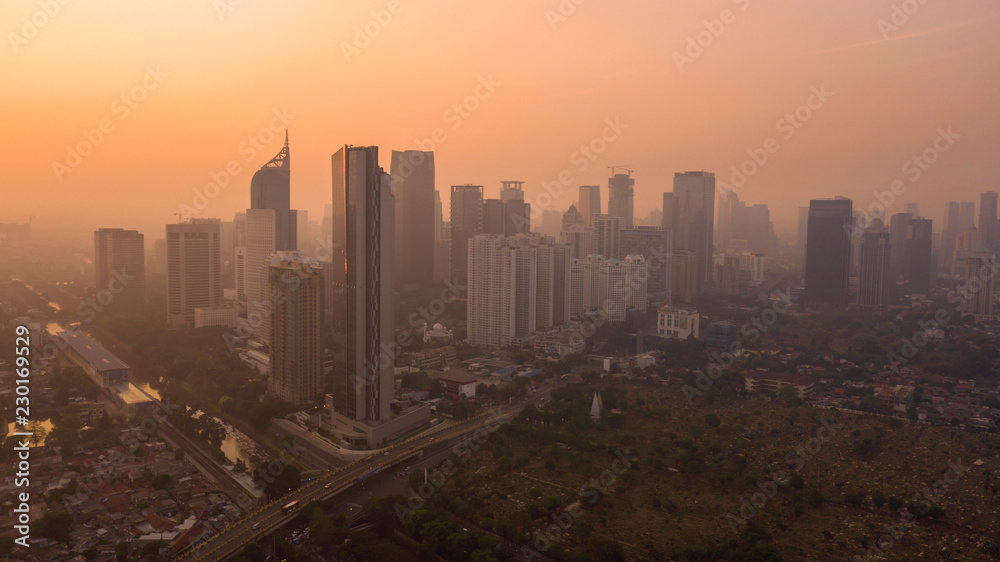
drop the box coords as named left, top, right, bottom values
left=608, top=171, right=635, bottom=227
left=579, top=185, right=601, bottom=227
left=858, top=219, right=890, bottom=315
left=888, top=213, right=912, bottom=282
left=805, top=199, right=852, bottom=307
left=979, top=191, right=998, bottom=251
left=671, top=171, right=716, bottom=292
left=94, top=228, right=145, bottom=305
left=904, top=218, right=933, bottom=293
left=330, top=145, right=394, bottom=424
left=391, top=150, right=435, bottom=289
left=450, top=185, right=484, bottom=285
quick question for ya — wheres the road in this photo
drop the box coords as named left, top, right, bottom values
left=174, top=374, right=574, bottom=561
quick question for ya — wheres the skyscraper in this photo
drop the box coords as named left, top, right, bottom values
left=246, top=134, right=298, bottom=340
left=607, top=171, right=635, bottom=227
left=619, top=226, right=672, bottom=305
left=249, top=131, right=297, bottom=251
left=434, top=190, right=444, bottom=239
left=805, top=199, right=852, bottom=308
left=450, top=184, right=483, bottom=286
left=888, top=213, right=912, bottom=282
left=904, top=218, right=933, bottom=293
left=94, top=228, right=145, bottom=305
left=166, top=219, right=223, bottom=328
left=671, top=171, right=716, bottom=291
left=594, top=214, right=624, bottom=258
left=858, top=219, right=890, bottom=315
left=391, top=150, right=435, bottom=289
left=330, top=145, right=395, bottom=424
left=980, top=191, right=998, bottom=251
left=797, top=206, right=809, bottom=253
left=268, top=251, right=323, bottom=406
left=962, top=250, right=996, bottom=321
left=483, top=199, right=505, bottom=235
left=579, top=185, right=601, bottom=227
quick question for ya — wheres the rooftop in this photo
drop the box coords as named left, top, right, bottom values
left=59, top=330, right=130, bottom=372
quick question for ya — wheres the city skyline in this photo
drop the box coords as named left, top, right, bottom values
left=3, top=1, right=1000, bottom=244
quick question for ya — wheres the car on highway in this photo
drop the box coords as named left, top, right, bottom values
left=252, top=523, right=261, bottom=530
left=324, top=483, right=332, bottom=489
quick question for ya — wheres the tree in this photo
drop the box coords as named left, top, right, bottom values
left=36, top=510, right=73, bottom=544
left=115, top=540, right=129, bottom=562
left=430, top=379, right=445, bottom=399
left=152, top=473, right=174, bottom=490
left=254, top=461, right=301, bottom=500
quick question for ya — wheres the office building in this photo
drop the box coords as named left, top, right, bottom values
left=579, top=185, right=601, bottom=227
left=888, top=213, right=912, bottom=281
left=980, top=191, right=999, bottom=251
left=246, top=134, right=298, bottom=340
left=670, top=171, right=716, bottom=291
left=594, top=214, right=624, bottom=259
left=330, top=145, right=395, bottom=424
left=167, top=220, right=223, bottom=328
left=904, top=218, right=933, bottom=293
left=619, top=226, right=672, bottom=304
left=569, top=258, right=584, bottom=320
left=671, top=250, right=699, bottom=305
left=450, top=184, right=484, bottom=286
left=391, top=150, right=435, bottom=289
left=268, top=251, right=323, bottom=406
left=94, top=228, right=145, bottom=305
left=857, top=219, right=890, bottom=315
left=962, top=250, right=996, bottom=321
left=804, top=199, right=852, bottom=308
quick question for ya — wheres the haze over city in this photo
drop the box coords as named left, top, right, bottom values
left=3, top=0, right=1000, bottom=245
left=4, top=2, right=1000, bottom=561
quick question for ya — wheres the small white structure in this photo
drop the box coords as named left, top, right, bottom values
left=590, top=392, right=604, bottom=421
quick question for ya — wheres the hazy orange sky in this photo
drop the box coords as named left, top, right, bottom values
left=3, top=0, right=999, bottom=246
